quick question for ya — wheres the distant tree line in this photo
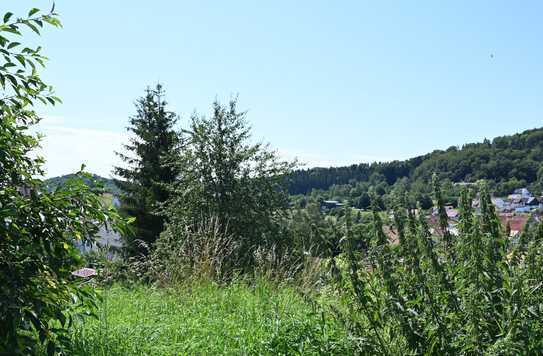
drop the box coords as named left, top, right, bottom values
left=288, top=128, right=543, bottom=200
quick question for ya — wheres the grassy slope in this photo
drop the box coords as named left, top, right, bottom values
left=70, top=281, right=352, bottom=355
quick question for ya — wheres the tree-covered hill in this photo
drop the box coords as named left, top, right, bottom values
left=46, top=127, right=543, bottom=203
left=45, top=174, right=121, bottom=195
left=288, top=127, right=543, bottom=197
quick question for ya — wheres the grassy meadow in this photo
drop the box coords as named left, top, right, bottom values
left=69, top=281, right=353, bottom=355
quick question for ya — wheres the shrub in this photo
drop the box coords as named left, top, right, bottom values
left=0, top=6, right=128, bottom=354
left=163, top=98, right=296, bottom=270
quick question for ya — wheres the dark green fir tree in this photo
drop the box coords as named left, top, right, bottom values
left=114, top=84, right=178, bottom=254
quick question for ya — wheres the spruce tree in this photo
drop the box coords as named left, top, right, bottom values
left=114, top=84, right=178, bottom=254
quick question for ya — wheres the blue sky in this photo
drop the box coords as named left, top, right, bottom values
left=9, top=1, right=543, bottom=177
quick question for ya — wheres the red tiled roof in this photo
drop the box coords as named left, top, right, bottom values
left=499, top=214, right=529, bottom=233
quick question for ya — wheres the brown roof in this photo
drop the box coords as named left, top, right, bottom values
left=499, top=214, right=529, bottom=233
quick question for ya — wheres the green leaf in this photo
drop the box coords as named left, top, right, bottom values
left=3, top=12, right=13, bottom=23
left=7, top=41, right=20, bottom=49
left=24, top=22, right=40, bottom=35
left=2, top=26, right=20, bottom=35
left=15, top=54, right=25, bottom=67
left=43, top=16, right=62, bottom=28
left=5, top=73, right=17, bottom=86
left=28, top=8, right=40, bottom=17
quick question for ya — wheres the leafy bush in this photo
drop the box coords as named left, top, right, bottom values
left=148, top=217, right=241, bottom=283
left=0, top=6, right=127, bottom=354
left=143, top=216, right=323, bottom=287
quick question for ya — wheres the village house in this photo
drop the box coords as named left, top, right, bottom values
left=446, top=206, right=460, bottom=220
left=320, top=200, right=344, bottom=211
left=491, top=188, right=542, bottom=214
left=431, top=205, right=459, bottom=220
left=492, top=197, right=506, bottom=210
left=499, top=213, right=530, bottom=238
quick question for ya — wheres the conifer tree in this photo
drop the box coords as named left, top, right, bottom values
left=114, top=84, right=178, bottom=254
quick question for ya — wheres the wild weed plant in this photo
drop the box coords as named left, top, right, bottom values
left=334, top=175, right=543, bottom=354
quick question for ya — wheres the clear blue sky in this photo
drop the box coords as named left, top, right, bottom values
left=9, top=1, right=543, bottom=177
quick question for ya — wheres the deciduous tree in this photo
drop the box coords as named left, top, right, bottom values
left=163, top=98, right=295, bottom=268
left=0, top=6, right=127, bottom=354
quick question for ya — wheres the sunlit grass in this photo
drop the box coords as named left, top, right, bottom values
left=70, top=280, right=352, bottom=355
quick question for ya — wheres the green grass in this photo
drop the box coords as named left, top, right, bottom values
left=70, top=280, right=353, bottom=355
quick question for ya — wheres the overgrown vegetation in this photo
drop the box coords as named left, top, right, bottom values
left=0, top=6, right=127, bottom=355
left=159, top=98, right=296, bottom=271
left=332, top=177, right=543, bottom=354
left=4, top=3, right=543, bottom=356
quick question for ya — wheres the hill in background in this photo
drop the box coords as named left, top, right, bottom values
left=289, top=127, right=543, bottom=198
left=44, top=174, right=121, bottom=196
left=46, top=127, right=543, bottom=205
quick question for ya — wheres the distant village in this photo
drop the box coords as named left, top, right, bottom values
left=321, top=187, right=542, bottom=239
left=436, top=188, right=541, bottom=238
left=80, top=187, right=542, bottom=255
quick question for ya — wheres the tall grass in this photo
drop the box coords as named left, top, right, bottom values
left=69, top=280, right=353, bottom=355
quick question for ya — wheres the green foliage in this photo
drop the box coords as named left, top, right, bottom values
left=114, top=84, right=179, bottom=255
left=0, top=6, right=127, bottom=354
left=288, top=203, right=335, bottom=257
left=69, top=282, right=353, bottom=355
left=163, top=98, right=296, bottom=269
left=1, top=173, right=128, bottom=354
left=147, top=217, right=241, bottom=283
left=333, top=181, right=543, bottom=354
left=0, top=5, right=61, bottom=118
left=287, top=203, right=372, bottom=260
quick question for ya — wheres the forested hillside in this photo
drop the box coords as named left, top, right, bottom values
left=45, top=174, right=120, bottom=195
left=289, top=127, right=543, bottom=198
